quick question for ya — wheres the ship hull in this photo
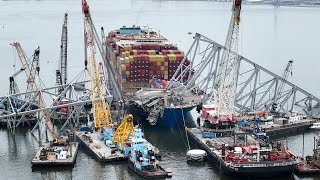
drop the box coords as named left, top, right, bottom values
left=128, top=101, right=195, bottom=128
left=186, top=129, right=296, bottom=177
left=159, top=105, right=195, bottom=128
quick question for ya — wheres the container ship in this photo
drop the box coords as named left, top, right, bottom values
left=105, top=26, right=200, bottom=127
left=186, top=105, right=298, bottom=177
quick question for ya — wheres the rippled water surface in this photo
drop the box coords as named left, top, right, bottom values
left=0, top=0, right=320, bottom=179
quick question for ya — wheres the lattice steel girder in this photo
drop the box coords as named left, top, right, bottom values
left=169, top=33, right=320, bottom=117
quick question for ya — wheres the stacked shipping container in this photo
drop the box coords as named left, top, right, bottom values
left=106, top=31, right=193, bottom=88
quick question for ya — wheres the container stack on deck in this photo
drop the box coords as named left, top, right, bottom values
left=106, top=28, right=193, bottom=90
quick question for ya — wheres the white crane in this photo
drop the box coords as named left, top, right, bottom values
left=213, top=0, right=242, bottom=120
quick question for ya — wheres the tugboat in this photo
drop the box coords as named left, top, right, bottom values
left=127, top=129, right=172, bottom=178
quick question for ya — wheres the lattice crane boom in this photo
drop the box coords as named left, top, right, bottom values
left=112, top=114, right=134, bottom=150
left=56, top=13, right=68, bottom=94
left=214, top=0, right=242, bottom=120
left=82, top=0, right=123, bottom=106
left=82, top=3, right=112, bottom=128
left=271, top=60, right=293, bottom=111
left=11, top=42, right=56, bottom=139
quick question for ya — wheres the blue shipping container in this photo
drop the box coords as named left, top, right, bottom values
left=202, top=131, right=216, bottom=139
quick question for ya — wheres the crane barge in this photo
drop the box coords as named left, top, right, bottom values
left=10, top=42, right=79, bottom=166
left=185, top=0, right=298, bottom=176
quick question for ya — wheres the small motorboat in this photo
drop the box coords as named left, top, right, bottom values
left=186, top=149, right=207, bottom=161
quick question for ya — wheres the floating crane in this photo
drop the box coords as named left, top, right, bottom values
left=11, top=42, right=56, bottom=139
left=82, top=1, right=112, bottom=128
left=213, top=0, right=242, bottom=120
left=82, top=0, right=124, bottom=121
left=56, top=13, right=68, bottom=95
left=82, top=0, right=134, bottom=146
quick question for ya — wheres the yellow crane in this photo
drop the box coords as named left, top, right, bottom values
left=82, top=0, right=134, bottom=147
left=11, top=42, right=56, bottom=139
left=82, top=0, right=111, bottom=128
left=112, top=114, right=134, bottom=150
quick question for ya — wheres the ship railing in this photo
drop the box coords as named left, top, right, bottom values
left=230, top=161, right=297, bottom=168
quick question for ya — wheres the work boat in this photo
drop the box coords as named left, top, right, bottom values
left=127, top=129, right=172, bottom=178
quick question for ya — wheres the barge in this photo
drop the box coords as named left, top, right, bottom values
left=76, top=130, right=127, bottom=162
left=32, top=134, right=79, bottom=166
left=187, top=128, right=298, bottom=177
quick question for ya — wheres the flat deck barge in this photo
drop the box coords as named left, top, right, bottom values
left=76, top=131, right=127, bottom=162
left=295, top=160, right=320, bottom=174
left=262, top=119, right=315, bottom=137
left=32, top=142, right=79, bottom=166
left=186, top=128, right=298, bottom=177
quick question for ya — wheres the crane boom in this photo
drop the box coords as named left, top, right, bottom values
left=112, top=114, right=134, bottom=150
left=271, top=60, right=293, bottom=111
left=214, top=0, right=242, bottom=120
left=82, top=0, right=123, bottom=105
left=82, top=4, right=112, bottom=128
left=11, top=42, right=56, bottom=139
left=56, top=13, right=68, bottom=94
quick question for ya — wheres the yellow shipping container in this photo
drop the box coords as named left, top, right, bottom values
left=121, top=64, right=126, bottom=71
left=132, top=50, right=137, bottom=55
left=129, top=56, right=134, bottom=62
left=125, top=51, right=130, bottom=57
left=156, top=55, right=165, bottom=62
left=149, top=55, right=157, bottom=62
left=124, top=45, right=132, bottom=51
left=147, top=50, right=156, bottom=55
left=125, top=57, right=130, bottom=64
left=164, top=62, right=168, bottom=66
left=167, top=54, right=176, bottom=61
left=160, top=66, right=165, bottom=71
left=164, top=71, right=168, bottom=75
left=121, top=52, right=126, bottom=58
left=157, top=62, right=161, bottom=66
left=126, top=71, right=130, bottom=75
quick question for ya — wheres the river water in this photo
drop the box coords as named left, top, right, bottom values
left=1, top=0, right=320, bottom=179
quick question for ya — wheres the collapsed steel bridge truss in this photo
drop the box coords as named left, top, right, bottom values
left=168, top=33, right=320, bottom=117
